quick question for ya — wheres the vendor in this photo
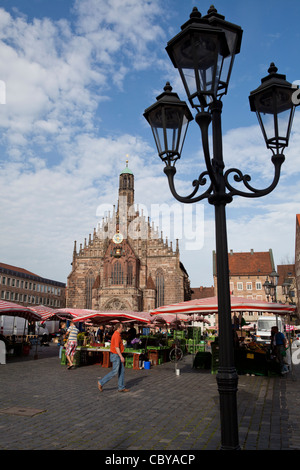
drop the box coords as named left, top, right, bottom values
left=271, top=326, right=287, bottom=374
left=127, top=323, right=137, bottom=345
left=96, top=325, right=105, bottom=343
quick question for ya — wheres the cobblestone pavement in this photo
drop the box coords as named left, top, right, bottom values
left=0, top=343, right=300, bottom=451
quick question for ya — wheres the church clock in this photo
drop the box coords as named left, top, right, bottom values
left=112, top=232, right=123, bottom=244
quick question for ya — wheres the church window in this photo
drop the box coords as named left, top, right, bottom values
left=86, top=273, right=94, bottom=309
left=127, top=263, right=133, bottom=285
left=112, top=261, right=123, bottom=285
left=155, top=271, right=164, bottom=307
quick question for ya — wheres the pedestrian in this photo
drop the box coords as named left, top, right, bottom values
left=65, top=320, right=79, bottom=369
left=58, top=322, right=66, bottom=359
left=272, top=326, right=288, bottom=374
left=97, top=323, right=130, bottom=393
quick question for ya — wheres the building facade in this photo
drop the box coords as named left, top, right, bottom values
left=66, top=162, right=191, bottom=311
left=0, top=262, right=66, bottom=308
left=213, top=249, right=275, bottom=323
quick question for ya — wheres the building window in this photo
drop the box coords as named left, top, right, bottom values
left=246, top=282, right=252, bottom=290
left=86, top=273, right=95, bottom=309
left=256, top=281, right=262, bottom=290
left=112, top=261, right=123, bottom=285
left=127, top=263, right=133, bottom=285
left=237, top=282, right=243, bottom=290
left=155, top=270, right=164, bottom=308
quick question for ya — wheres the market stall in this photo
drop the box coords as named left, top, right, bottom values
left=58, top=310, right=153, bottom=369
left=0, top=300, right=42, bottom=357
left=151, top=296, right=297, bottom=376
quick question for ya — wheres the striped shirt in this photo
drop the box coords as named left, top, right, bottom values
left=67, top=325, right=79, bottom=342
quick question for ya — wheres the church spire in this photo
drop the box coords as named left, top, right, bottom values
left=118, top=157, right=134, bottom=226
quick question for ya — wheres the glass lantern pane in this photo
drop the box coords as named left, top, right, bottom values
left=259, top=112, right=275, bottom=143
left=164, top=106, right=188, bottom=154
left=152, top=127, right=163, bottom=155
left=172, top=31, right=224, bottom=104
left=178, top=114, right=189, bottom=154
left=277, top=108, right=291, bottom=141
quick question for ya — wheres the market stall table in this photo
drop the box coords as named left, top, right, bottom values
left=60, top=346, right=145, bottom=370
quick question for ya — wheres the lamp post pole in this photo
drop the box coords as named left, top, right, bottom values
left=144, top=6, right=298, bottom=450
left=208, top=101, right=239, bottom=449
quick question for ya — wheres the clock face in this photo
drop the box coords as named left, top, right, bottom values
left=112, top=232, right=123, bottom=244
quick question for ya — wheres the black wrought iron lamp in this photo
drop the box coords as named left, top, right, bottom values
left=264, top=269, right=279, bottom=302
left=282, top=278, right=295, bottom=303
left=144, top=5, right=298, bottom=451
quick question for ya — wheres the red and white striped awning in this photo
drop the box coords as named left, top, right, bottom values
left=0, top=300, right=42, bottom=321
left=285, top=324, right=296, bottom=331
left=151, top=296, right=297, bottom=316
left=151, top=313, right=190, bottom=326
left=68, top=310, right=152, bottom=325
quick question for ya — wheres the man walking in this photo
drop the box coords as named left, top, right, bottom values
left=97, top=323, right=130, bottom=393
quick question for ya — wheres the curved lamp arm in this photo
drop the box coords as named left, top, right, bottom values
left=164, top=165, right=213, bottom=203
left=224, top=154, right=285, bottom=198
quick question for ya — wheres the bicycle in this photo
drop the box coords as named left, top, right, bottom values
left=169, top=339, right=184, bottom=362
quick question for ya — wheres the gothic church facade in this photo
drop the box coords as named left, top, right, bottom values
left=66, top=162, right=191, bottom=311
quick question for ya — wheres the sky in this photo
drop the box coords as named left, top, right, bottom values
left=0, top=0, right=300, bottom=289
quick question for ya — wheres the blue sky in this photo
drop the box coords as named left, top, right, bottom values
left=0, top=0, right=299, bottom=289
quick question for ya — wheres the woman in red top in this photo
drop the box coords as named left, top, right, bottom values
left=97, top=323, right=130, bottom=393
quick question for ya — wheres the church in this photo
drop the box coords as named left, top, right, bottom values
left=66, top=161, right=191, bottom=312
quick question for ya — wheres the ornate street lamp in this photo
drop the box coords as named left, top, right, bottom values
left=263, top=278, right=272, bottom=301
left=282, top=279, right=293, bottom=302
left=144, top=5, right=298, bottom=451
left=264, top=270, right=279, bottom=302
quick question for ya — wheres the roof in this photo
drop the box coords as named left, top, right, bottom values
left=0, top=262, right=39, bottom=277
left=191, top=286, right=214, bottom=300
left=0, top=262, right=66, bottom=287
left=120, top=159, right=133, bottom=175
left=213, top=249, right=274, bottom=276
left=277, top=264, right=295, bottom=285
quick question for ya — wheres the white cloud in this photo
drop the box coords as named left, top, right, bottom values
left=0, top=0, right=299, bottom=290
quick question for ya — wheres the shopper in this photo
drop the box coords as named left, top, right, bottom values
left=97, top=323, right=130, bottom=393
left=272, top=326, right=288, bottom=374
left=65, top=321, right=79, bottom=369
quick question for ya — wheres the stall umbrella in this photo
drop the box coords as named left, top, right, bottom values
left=0, top=300, right=42, bottom=358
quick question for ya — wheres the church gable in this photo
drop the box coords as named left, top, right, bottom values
left=66, top=161, right=191, bottom=311
left=103, top=238, right=139, bottom=288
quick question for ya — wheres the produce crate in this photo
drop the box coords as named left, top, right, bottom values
left=133, top=353, right=140, bottom=370
left=60, top=348, right=66, bottom=365
left=102, top=351, right=112, bottom=368
left=148, top=350, right=159, bottom=366
left=73, top=351, right=81, bottom=367
left=173, top=330, right=185, bottom=339
left=125, top=355, right=133, bottom=368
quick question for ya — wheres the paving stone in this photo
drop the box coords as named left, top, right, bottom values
left=1, top=343, right=300, bottom=450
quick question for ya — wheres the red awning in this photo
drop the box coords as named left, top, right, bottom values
left=0, top=300, right=42, bottom=321
left=62, top=310, right=152, bottom=325
left=151, top=296, right=297, bottom=316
